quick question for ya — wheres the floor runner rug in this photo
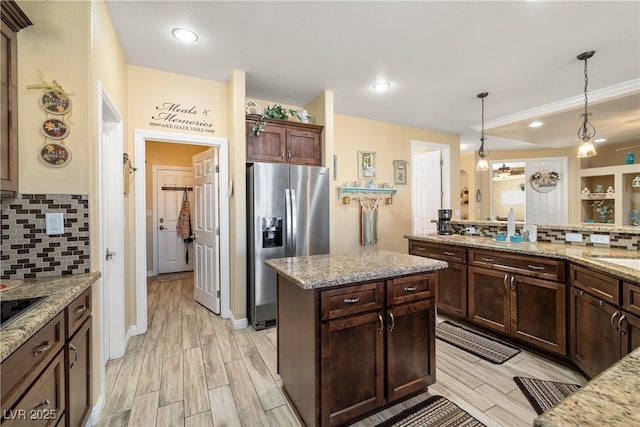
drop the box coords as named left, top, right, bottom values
left=156, top=271, right=193, bottom=282
left=375, top=395, right=485, bottom=427
left=435, top=320, right=520, bottom=364
left=513, top=376, right=581, bottom=415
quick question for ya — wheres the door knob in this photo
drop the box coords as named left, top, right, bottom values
left=159, top=225, right=165, bottom=230
left=106, top=249, right=116, bottom=260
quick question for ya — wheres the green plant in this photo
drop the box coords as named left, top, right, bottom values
left=123, top=152, right=137, bottom=173
left=249, top=104, right=311, bottom=136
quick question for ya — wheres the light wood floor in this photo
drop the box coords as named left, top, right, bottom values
left=99, top=275, right=587, bottom=427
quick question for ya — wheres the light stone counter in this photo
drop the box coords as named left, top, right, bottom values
left=265, top=249, right=448, bottom=289
left=0, top=272, right=101, bottom=362
left=534, top=346, right=640, bottom=426
left=405, top=234, right=639, bottom=283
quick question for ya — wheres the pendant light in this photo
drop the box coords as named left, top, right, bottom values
left=476, top=92, right=490, bottom=171
left=576, top=51, right=597, bottom=158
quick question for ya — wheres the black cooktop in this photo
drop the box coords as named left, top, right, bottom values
left=0, top=297, right=45, bottom=328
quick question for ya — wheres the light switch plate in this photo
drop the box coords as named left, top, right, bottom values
left=45, top=213, right=64, bottom=235
left=565, top=232, right=583, bottom=242
left=590, top=234, right=610, bottom=244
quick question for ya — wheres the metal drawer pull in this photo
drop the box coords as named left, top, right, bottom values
left=69, top=343, right=79, bottom=369
left=75, top=305, right=88, bottom=314
left=610, top=311, right=620, bottom=330
left=403, top=286, right=417, bottom=292
left=527, top=264, right=545, bottom=271
left=34, top=399, right=50, bottom=411
left=416, top=246, right=426, bottom=251
left=482, top=257, right=495, bottom=262
left=33, top=341, right=52, bottom=357
left=343, top=297, right=360, bottom=304
left=618, top=315, right=627, bottom=335
left=388, top=311, right=395, bottom=332
left=510, top=276, right=516, bottom=291
left=503, top=274, right=509, bottom=287
left=378, top=313, right=384, bottom=334
left=443, top=251, right=456, bottom=256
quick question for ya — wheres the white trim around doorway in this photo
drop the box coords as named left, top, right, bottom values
left=133, top=130, right=231, bottom=335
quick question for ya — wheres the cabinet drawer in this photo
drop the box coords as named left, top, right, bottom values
left=2, top=351, right=65, bottom=427
left=387, top=273, right=435, bottom=306
left=408, top=241, right=466, bottom=263
left=320, top=282, right=384, bottom=321
left=65, top=288, right=91, bottom=338
left=1, top=312, right=65, bottom=410
left=623, top=282, right=640, bottom=317
left=570, top=264, right=620, bottom=305
left=469, top=249, right=565, bottom=282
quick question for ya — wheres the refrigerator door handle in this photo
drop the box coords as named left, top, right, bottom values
left=290, top=188, right=297, bottom=255
left=285, top=189, right=292, bottom=256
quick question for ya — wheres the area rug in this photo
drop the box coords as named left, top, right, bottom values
left=513, top=376, right=581, bottom=415
left=375, top=395, right=485, bottom=427
left=435, top=320, right=520, bottom=364
left=156, top=271, right=193, bottom=282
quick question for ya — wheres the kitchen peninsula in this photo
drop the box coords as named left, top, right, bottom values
left=266, top=250, right=447, bottom=427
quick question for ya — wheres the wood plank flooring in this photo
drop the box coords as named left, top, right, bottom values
left=99, top=275, right=587, bottom=426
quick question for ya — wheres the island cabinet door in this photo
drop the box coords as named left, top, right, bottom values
left=436, top=262, right=467, bottom=319
left=510, top=275, right=566, bottom=356
left=320, top=311, right=385, bottom=427
left=386, top=298, right=436, bottom=402
left=468, top=266, right=510, bottom=334
left=620, top=311, right=640, bottom=358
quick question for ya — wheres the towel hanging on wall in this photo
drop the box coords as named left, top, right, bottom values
left=359, top=197, right=379, bottom=246
left=176, top=189, right=194, bottom=263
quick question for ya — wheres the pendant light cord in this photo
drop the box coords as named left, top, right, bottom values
left=578, top=52, right=596, bottom=139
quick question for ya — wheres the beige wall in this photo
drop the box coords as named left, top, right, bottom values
left=332, top=114, right=460, bottom=254
left=491, top=177, right=526, bottom=221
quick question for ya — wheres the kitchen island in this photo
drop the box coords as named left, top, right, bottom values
left=266, top=249, right=447, bottom=427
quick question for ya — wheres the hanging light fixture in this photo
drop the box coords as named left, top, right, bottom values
left=576, top=51, right=597, bottom=158
left=496, top=163, right=512, bottom=179
left=476, top=92, right=490, bottom=171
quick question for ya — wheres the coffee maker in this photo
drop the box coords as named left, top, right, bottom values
left=437, top=209, right=453, bottom=235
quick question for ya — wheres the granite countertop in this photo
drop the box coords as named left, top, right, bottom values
left=0, top=272, right=101, bottom=362
left=265, top=249, right=448, bottom=289
left=405, top=234, right=639, bottom=283
left=534, top=346, right=640, bottom=426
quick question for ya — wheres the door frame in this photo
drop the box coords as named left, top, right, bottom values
left=133, top=130, right=230, bottom=334
left=410, top=140, right=451, bottom=232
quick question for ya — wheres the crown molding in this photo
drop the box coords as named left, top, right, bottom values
left=471, top=79, right=640, bottom=131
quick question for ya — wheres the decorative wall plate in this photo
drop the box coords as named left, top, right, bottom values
left=39, top=143, right=71, bottom=167
left=40, top=118, right=70, bottom=139
left=39, top=90, right=72, bottom=115
left=245, top=100, right=262, bottom=115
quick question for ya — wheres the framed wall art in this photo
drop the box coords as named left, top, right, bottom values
left=393, top=160, right=408, bottom=185
left=358, top=151, right=376, bottom=180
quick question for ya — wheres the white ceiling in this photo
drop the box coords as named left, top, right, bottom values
left=105, top=0, right=640, bottom=152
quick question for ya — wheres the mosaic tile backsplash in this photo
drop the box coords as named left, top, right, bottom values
left=1, top=194, right=90, bottom=279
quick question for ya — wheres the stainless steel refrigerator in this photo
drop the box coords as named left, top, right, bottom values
left=247, top=163, right=330, bottom=329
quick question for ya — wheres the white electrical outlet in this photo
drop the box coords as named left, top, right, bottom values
left=45, top=213, right=64, bottom=235
left=565, top=232, right=583, bottom=243
left=465, top=226, right=476, bottom=234
left=590, top=234, right=610, bottom=244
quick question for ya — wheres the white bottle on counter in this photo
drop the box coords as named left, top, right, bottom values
left=507, top=208, right=515, bottom=237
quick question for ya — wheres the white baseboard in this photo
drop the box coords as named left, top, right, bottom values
left=147, top=270, right=154, bottom=277
left=231, top=315, right=248, bottom=330
left=88, top=394, right=104, bottom=425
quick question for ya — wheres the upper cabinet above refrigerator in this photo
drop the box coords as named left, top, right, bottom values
left=245, top=114, right=323, bottom=166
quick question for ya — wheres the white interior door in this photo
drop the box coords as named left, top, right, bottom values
left=193, top=148, right=220, bottom=314
left=525, top=157, right=568, bottom=225
left=156, top=168, right=194, bottom=274
left=412, top=150, right=442, bottom=234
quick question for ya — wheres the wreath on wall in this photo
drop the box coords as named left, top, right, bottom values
left=529, top=170, right=560, bottom=193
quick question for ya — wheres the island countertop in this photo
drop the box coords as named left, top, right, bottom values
left=265, top=249, right=448, bottom=289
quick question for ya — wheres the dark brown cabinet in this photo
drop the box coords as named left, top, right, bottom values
left=468, top=249, right=566, bottom=356
left=246, top=115, right=323, bottom=166
left=1, top=1, right=31, bottom=197
left=408, top=241, right=467, bottom=319
left=569, top=266, right=640, bottom=378
left=278, top=272, right=436, bottom=427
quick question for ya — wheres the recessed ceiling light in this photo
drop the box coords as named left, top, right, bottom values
left=594, top=138, right=607, bottom=143
left=172, top=27, right=198, bottom=43
left=528, top=121, right=544, bottom=128
left=373, top=81, right=391, bottom=91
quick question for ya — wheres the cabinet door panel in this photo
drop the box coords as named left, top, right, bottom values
left=436, top=263, right=467, bottom=319
left=468, top=266, right=509, bottom=333
left=286, top=128, right=321, bottom=166
left=620, top=312, right=640, bottom=358
left=570, top=288, right=620, bottom=378
left=511, top=276, right=566, bottom=355
left=246, top=122, right=286, bottom=163
left=321, top=311, right=384, bottom=426
left=66, top=318, right=91, bottom=427
left=387, top=299, right=435, bottom=402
